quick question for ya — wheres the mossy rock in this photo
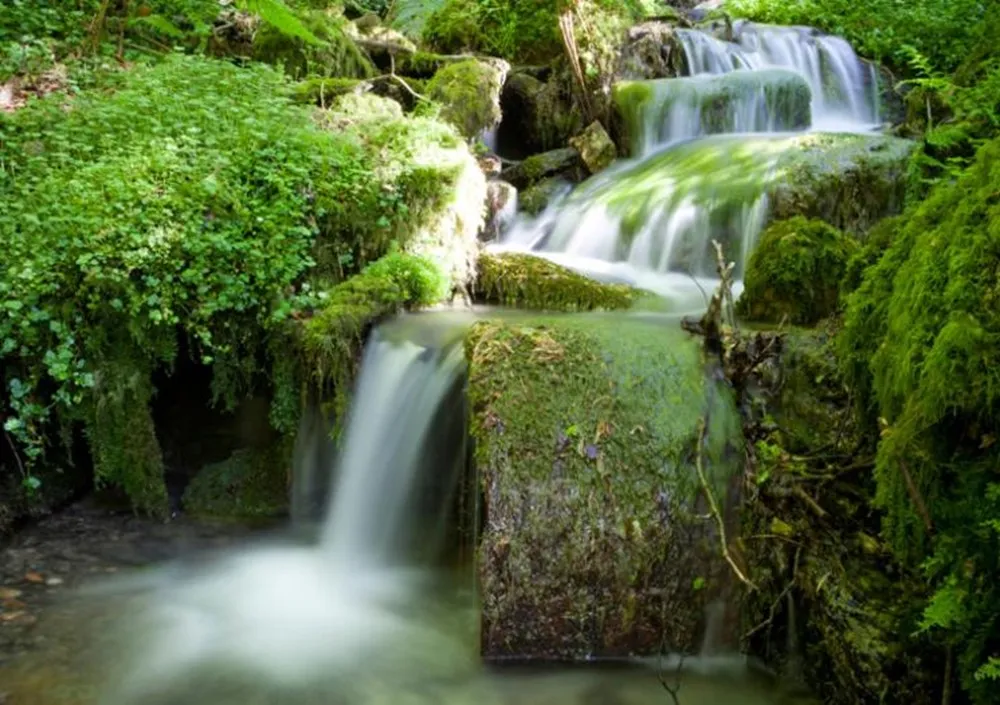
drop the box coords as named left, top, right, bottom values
left=500, top=147, right=581, bottom=189
left=468, top=315, right=741, bottom=658
left=616, top=21, right=687, bottom=81
left=737, top=217, right=858, bottom=325
left=767, top=132, right=916, bottom=234
left=302, top=252, right=450, bottom=433
left=519, top=176, right=570, bottom=215
left=475, top=252, right=648, bottom=311
left=427, top=59, right=510, bottom=140
left=182, top=442, right=292, bottom=520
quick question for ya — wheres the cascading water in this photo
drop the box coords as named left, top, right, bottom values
left=494, top=21, right=882, bottom=310
left=92, top=319, right=477, bottom=705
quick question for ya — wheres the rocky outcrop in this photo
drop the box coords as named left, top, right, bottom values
left=497, top=70, right=583, bottom=157
left=569, top=121, right=618, bottom=174
left=468, top=315, right=742, bottom=659
left=616, top=21, right=687, bottom=80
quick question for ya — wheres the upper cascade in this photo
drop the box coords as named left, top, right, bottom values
left=676, top=21, right=880, bottom=130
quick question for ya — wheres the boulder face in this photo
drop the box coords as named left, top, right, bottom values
left=467, top=315, right=743, bottom=659
left=569, top=120, right=618, bottom=174
left=616, top=21, right=687, bottom=81
left=500, top=147, right=582, bottom=190
left=427, top=58, right=510, bottom=140
left=496, top=70, right=583, bottom=158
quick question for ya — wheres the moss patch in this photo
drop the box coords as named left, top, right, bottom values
left=469, top=314, right=741, bottom=658
left=182, top=441, right=292, bottom=520
left=475, top=252, right=648, bottom=311
left=252, top=8, right=375, bottom=80
left=427, top=59, right=509, bottom=139
left=737, top=217, right=858, bottom=325
left=519, top=177, right=570, bottom=215
left=303, top=252, right=449, bottom=434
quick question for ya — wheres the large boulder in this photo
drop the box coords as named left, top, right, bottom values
left=427, top=58, right=510, bottom=140
left=468, top=315, right=743, bottom=659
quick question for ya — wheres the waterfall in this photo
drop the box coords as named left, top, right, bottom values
left=677, top=22, right=880, bottom=129
left=494, top=20, right=881, bottom=309
left=96, top=318, right=477, bottom=705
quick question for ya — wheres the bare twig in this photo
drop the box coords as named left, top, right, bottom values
left=744, top=547, right=801, bottom=640
left=695, top=417, right=758, bottom=591
left=657, top=652, right=685, bottom=705
left=4, top=430, right=26, bottom=481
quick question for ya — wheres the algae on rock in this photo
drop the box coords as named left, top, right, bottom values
left=252, top=8, right=375, bottom=80
left=475, top=252, right=645, bottom=311
left=737, top=217, right=857, bottom=325
left=427, top=59, right=510, bottom=140
left=468, top=315, right=742, bottom=658
left=183, top=442, right=292, bottom=520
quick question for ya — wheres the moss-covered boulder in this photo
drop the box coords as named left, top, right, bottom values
left=518, top=176, right=571, bottom=215
left=182, top=442, right=292, bottom=520
left=468, top=315, right=742, bottom=658
left=613, top=69, right=812, bottom=155
left=768, top=132, right=916, bottom=234
left=427, top=59, right=510, bottom=140
left=475, top=252, right=648, bottom=310
left=500, top=147, right=582, bottom=189
left=737, top=217, right=858, bottom=325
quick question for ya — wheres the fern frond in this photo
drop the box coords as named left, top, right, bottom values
left=130, top=14, right=186, bottom=39
left=239, top=0, right=322, bottom=45
left=389, top=0, right=447, bottom=38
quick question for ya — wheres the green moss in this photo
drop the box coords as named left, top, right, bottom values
left=468, top=314, right=740, bottom=657
left=252, top=8, right=375, bottom=80
left=839, top=136, right=1000, bottom=703
left=182, top=442, right=292, bottom=520
left=475, top=252, right=655, bottom=311
left=85, top=346, right=168, bottom=517
left=426, top=59, right=507, bottom=139
left=737, top=217, right=858, bottom=325
left=292, top=77, right=364, bottom=104
left=502, top=147, right=580, bottom=189
left=303, top=252, right=449, bottom=432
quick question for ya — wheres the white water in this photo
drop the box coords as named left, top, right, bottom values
left=677, top=22, right=880, bottom=130
left=494, top=21, right=881, bottom=308
left=94, top=325, right=477, bottom=704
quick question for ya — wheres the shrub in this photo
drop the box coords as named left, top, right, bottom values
left=0, top=53, right=474, bottom=512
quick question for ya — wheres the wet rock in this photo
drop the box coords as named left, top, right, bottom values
left=480, top=182, right=518, bottom=243
left=182, top=443, right=292, bottom=520
left=497, top=71, right=583, bottom=156
left=468, top=316, right=742, bottom=659
left=616, top=21, right=687, bottom=80
left=569, top=121, right=618, bottom=174
left=688, top=0, right=726, bottom=21
left=500, top=147, right=582, bottom=190
left=427, top=59, right=510, bottom=140
left=519, top=177, right=571, bottom=216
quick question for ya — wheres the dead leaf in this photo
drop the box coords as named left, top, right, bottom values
left=0, top=587, right=22, bottom=600
left=24, top=572, right=45, bottom=584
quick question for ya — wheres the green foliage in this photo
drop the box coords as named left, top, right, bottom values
left=727, top=0, right=987, bottom=74
left=475, top=252, right=647, bottom=311
left=0, top=54, right=473, bottom=508
left=252, top=7, right=375, bottom=79
left=839, top=136, right=1000, bottom=704
left=389, top=0, right=449, bottom=38
left=737, top=217, right=857, bottom=325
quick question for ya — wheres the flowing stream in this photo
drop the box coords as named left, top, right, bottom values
left=493, top=21, right=883, bottom=313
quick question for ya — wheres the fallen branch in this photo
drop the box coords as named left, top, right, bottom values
left=695, top=417, right=758, bottom=591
